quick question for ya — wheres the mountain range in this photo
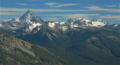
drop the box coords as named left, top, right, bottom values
left=0, top=10, right=118, bottom=31
left=0, top=10, right=120, bottom=65
left=0, top=10, right=119, bottom=35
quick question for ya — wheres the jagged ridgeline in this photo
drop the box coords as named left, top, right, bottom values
left=0, top=10, right=115, bottom=31
left=0, top=10, right=119, bottom=33
left=0, top=10, right=120, bottom=65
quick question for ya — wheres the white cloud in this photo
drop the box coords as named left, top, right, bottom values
left=0, top=8, right=27, bottom=11
left=3, top=19, right=12, bottom=21
left=45, top=3, right=59, bottom=7
left=65, top=14, right=100, bottom=19
left=104, top=5, right=117, bottom=7
left=99, top=15, right=120, bottom=20
left=54, top=4, right=78, bottom=7
left=1, top=6, right=119, bottom=13
left=45, top=2, right=78, bottom=7
left=17, top=3, right=28, bottom=6
left=44, top=17, right=60, bottom=21
left=86, top=6, right=120, bottom=12
left=0, top=12, right=22, bottom=15
left=0, top=7, right=86, bottom=12
left=41, top=14, right=100, bottom=19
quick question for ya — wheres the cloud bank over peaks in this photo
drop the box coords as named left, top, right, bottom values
left=86, top=6, right=120, bottom=12
left=65, top=14, right=100, bottom=19
left=99, top=15, right=120, bottom=20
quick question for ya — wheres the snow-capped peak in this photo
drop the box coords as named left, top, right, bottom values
left=67, top=18, right=110, bottom=28
left=20, top=10, right=36, bottom=22
left=0, top=10, right=112, bottom=32
left=20, top=10, right=44, bottom=24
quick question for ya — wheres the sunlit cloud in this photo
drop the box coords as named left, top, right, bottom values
left=104, top=5, right=117, bottom=7
left=16, top=3, right=28, bottom=6
left=99, top=15, right=120, bottom=20
left=0, top=7, right=86, bottom=12
left=45, top=3, right=59, bottom=7
left=1, top=6, right=119, bottom=13
left=41, top=14, right=100, bottom=19
left=45, top=2, right=78, bottom=7
left=0, top=12, right=22, bottom=15
left=65, top=14, right=100, bottom=19
left=55, top=4, right=78, bottom=7
left=86, top=6, right=120, bottom=12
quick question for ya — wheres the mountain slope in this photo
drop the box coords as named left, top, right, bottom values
left=16, top=27, right=120, bottom=65
left=0, top=30, right=100, bottom=65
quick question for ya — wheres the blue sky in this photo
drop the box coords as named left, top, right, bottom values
left=0, top=0, right=120, bottom=24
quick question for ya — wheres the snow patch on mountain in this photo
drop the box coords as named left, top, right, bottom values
left=48, top=22, right=55, bottom=28
left=61, top=25, right=69, bottom=31
left=71, top=24, right=78, bottom=28
left=25, top=22, right=42, bottom=31
left=0, top=24, right=2, bottom=27
left=20, top=10, right=34, bottom=23
left=54, top=22, right=59, bottom=26
left=59, top=25, right=69, bottom=31
left=90, top=21, right=106, bottom=27
left=59, top=21, right=66, bottom=25
left=114, top=24, right=118, bottom=27
left=70, top=18, right=108, bottom=27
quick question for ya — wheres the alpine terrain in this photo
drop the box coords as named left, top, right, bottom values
left=0, top=10, right=120, bottom=65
